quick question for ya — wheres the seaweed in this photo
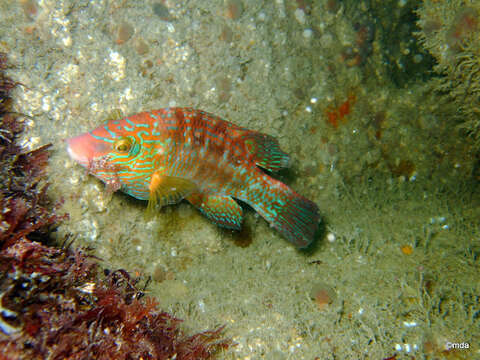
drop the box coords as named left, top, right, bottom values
left=417, top=1, right=480, bottom=150
left=0, top=53, right=230, bottom=359
left=0, top=243, right=229, bottom=359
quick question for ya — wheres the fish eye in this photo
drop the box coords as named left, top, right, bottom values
left=113, top=137, right=133, bottom=153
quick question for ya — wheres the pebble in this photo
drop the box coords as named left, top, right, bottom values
left=153, top=2, right=170, bottom=20
left=115, top=22, right=134, bottom=45
left=224, top=0, right=244, bottom=20
left=134, top=38, right=149, bottom=55
left=294, top=8, right=306, bottom=24
left=327, top=232, right=336, bottom=243
left=303, top=28, right=313, bottom=39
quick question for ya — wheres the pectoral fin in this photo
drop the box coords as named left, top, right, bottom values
left=147, top=173, right=197, bottom=216
left=186, top=193, right=243, bottom=230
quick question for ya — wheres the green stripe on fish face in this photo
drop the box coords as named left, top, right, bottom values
left=84, top=119, right=164, bottom=200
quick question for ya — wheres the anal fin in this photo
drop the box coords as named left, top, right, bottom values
left=187, top=193, right=243, bottom=230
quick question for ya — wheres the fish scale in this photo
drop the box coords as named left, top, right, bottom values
left=67, top=107, right=321, bottom=248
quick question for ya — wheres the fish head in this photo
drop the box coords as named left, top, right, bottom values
left=66, top=119, right=154, bottom=199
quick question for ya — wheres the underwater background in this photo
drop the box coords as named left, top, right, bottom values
left=0, top=0, right=479, bottom=358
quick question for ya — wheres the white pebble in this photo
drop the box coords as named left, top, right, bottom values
left=327, top=232, right=336, bottom=243
left=303, top=28, right=313, bottom=39
left=294, top=8, right=306, bottom=24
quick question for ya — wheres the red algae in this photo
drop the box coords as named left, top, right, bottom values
left=1, top=246, right=230, bottom=359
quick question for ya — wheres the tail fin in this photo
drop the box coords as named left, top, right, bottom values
left=249, top=177, right=321, bottom=248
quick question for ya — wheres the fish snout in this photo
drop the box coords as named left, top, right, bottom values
left=66, top=133, right=111, bottom=167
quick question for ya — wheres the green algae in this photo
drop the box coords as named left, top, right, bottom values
left=417, top=0, right=480, bottom=150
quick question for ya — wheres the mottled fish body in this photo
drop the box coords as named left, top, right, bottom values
left=67, top=108, right=320, bottom=248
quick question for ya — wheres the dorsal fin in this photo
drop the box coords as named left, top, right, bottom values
left=244, top=132, right=290, bottom=171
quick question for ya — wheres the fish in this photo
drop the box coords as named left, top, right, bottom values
left=66, top=107, right=320, bottom=248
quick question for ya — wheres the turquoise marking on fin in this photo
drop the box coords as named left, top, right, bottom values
left=245, top=132, right=290, bottom=171
left=187, top=194, right=243, bottom=230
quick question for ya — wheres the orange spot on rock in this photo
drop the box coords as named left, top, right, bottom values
left=325, top=93, right=357, bottom=128
left=24, top=26, right=36, bottom=35
left=325, top=108, right=339, bottom=128
left=310, top=282, right=336, bottom=310
left=313, top=289, right=332, bottom=309
left=338, top=94, right=356, bottom=117
left=400, top=245, right=413, bottom=255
